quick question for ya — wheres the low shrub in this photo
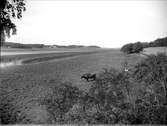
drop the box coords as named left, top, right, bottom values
left=39, top=82, right=82, bottom=123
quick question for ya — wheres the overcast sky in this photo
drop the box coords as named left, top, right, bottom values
left=7, top=0, right=167, bottom=48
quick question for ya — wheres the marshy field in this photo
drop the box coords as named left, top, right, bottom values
left=0, top=47, right=166, bottom=124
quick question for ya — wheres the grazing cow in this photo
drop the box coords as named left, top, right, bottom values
left=81, top=73, right=96, bottom=82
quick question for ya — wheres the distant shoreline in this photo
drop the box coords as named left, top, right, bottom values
left=0, top=47, right=111, bottom=56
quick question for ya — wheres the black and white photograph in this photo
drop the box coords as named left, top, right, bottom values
left=0, top=0, right=167, bottom=124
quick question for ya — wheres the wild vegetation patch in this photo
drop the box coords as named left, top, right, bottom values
left=64, top=53, right=167, bottom=124
left=1, top=51, right=166, bottom=124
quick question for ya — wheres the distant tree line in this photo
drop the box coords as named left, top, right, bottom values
left=52, top=45, right=85, bottom=48
left=2, top=42, right=44, bottom=48
left=49, top=45, right=100, bottom=48
left=2, top=42, right=101, bottom=49
left=149, top=37, right=167, bottom=47
left=121, top=36, right=167, bottom=54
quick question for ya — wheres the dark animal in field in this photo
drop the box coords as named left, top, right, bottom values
left=81, top=73, right=96, bottom=82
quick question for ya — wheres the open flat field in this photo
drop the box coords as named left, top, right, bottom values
left=143, top=47, right=167, bottom=55
left=0, top=49, right=143, bottom=123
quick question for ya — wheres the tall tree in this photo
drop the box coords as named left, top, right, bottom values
left=0, top=0, right=26, bottom=45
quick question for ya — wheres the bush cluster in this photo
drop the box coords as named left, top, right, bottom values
left=32, top=82, right=81, bottom=124
left=121, top=42, right=143, bottom=54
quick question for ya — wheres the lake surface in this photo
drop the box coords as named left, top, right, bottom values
left=1, top=50, right=78, bottom=56
left=1, top=47, right=104, bottom=56
left=0, top=60, right=22, bottom=68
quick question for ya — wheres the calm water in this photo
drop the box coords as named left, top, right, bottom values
left=1, top=48, right=103, bottom=56
left=1, top=50, right=74, bottom=56
left=0, top=60, right=22, bottom=69
left=0, top=48, right=104, bottom=68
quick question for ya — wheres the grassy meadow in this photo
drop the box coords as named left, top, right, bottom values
left=0, top=49, right=142, bottom=90
left=1, top=47, right=163, bottom=124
